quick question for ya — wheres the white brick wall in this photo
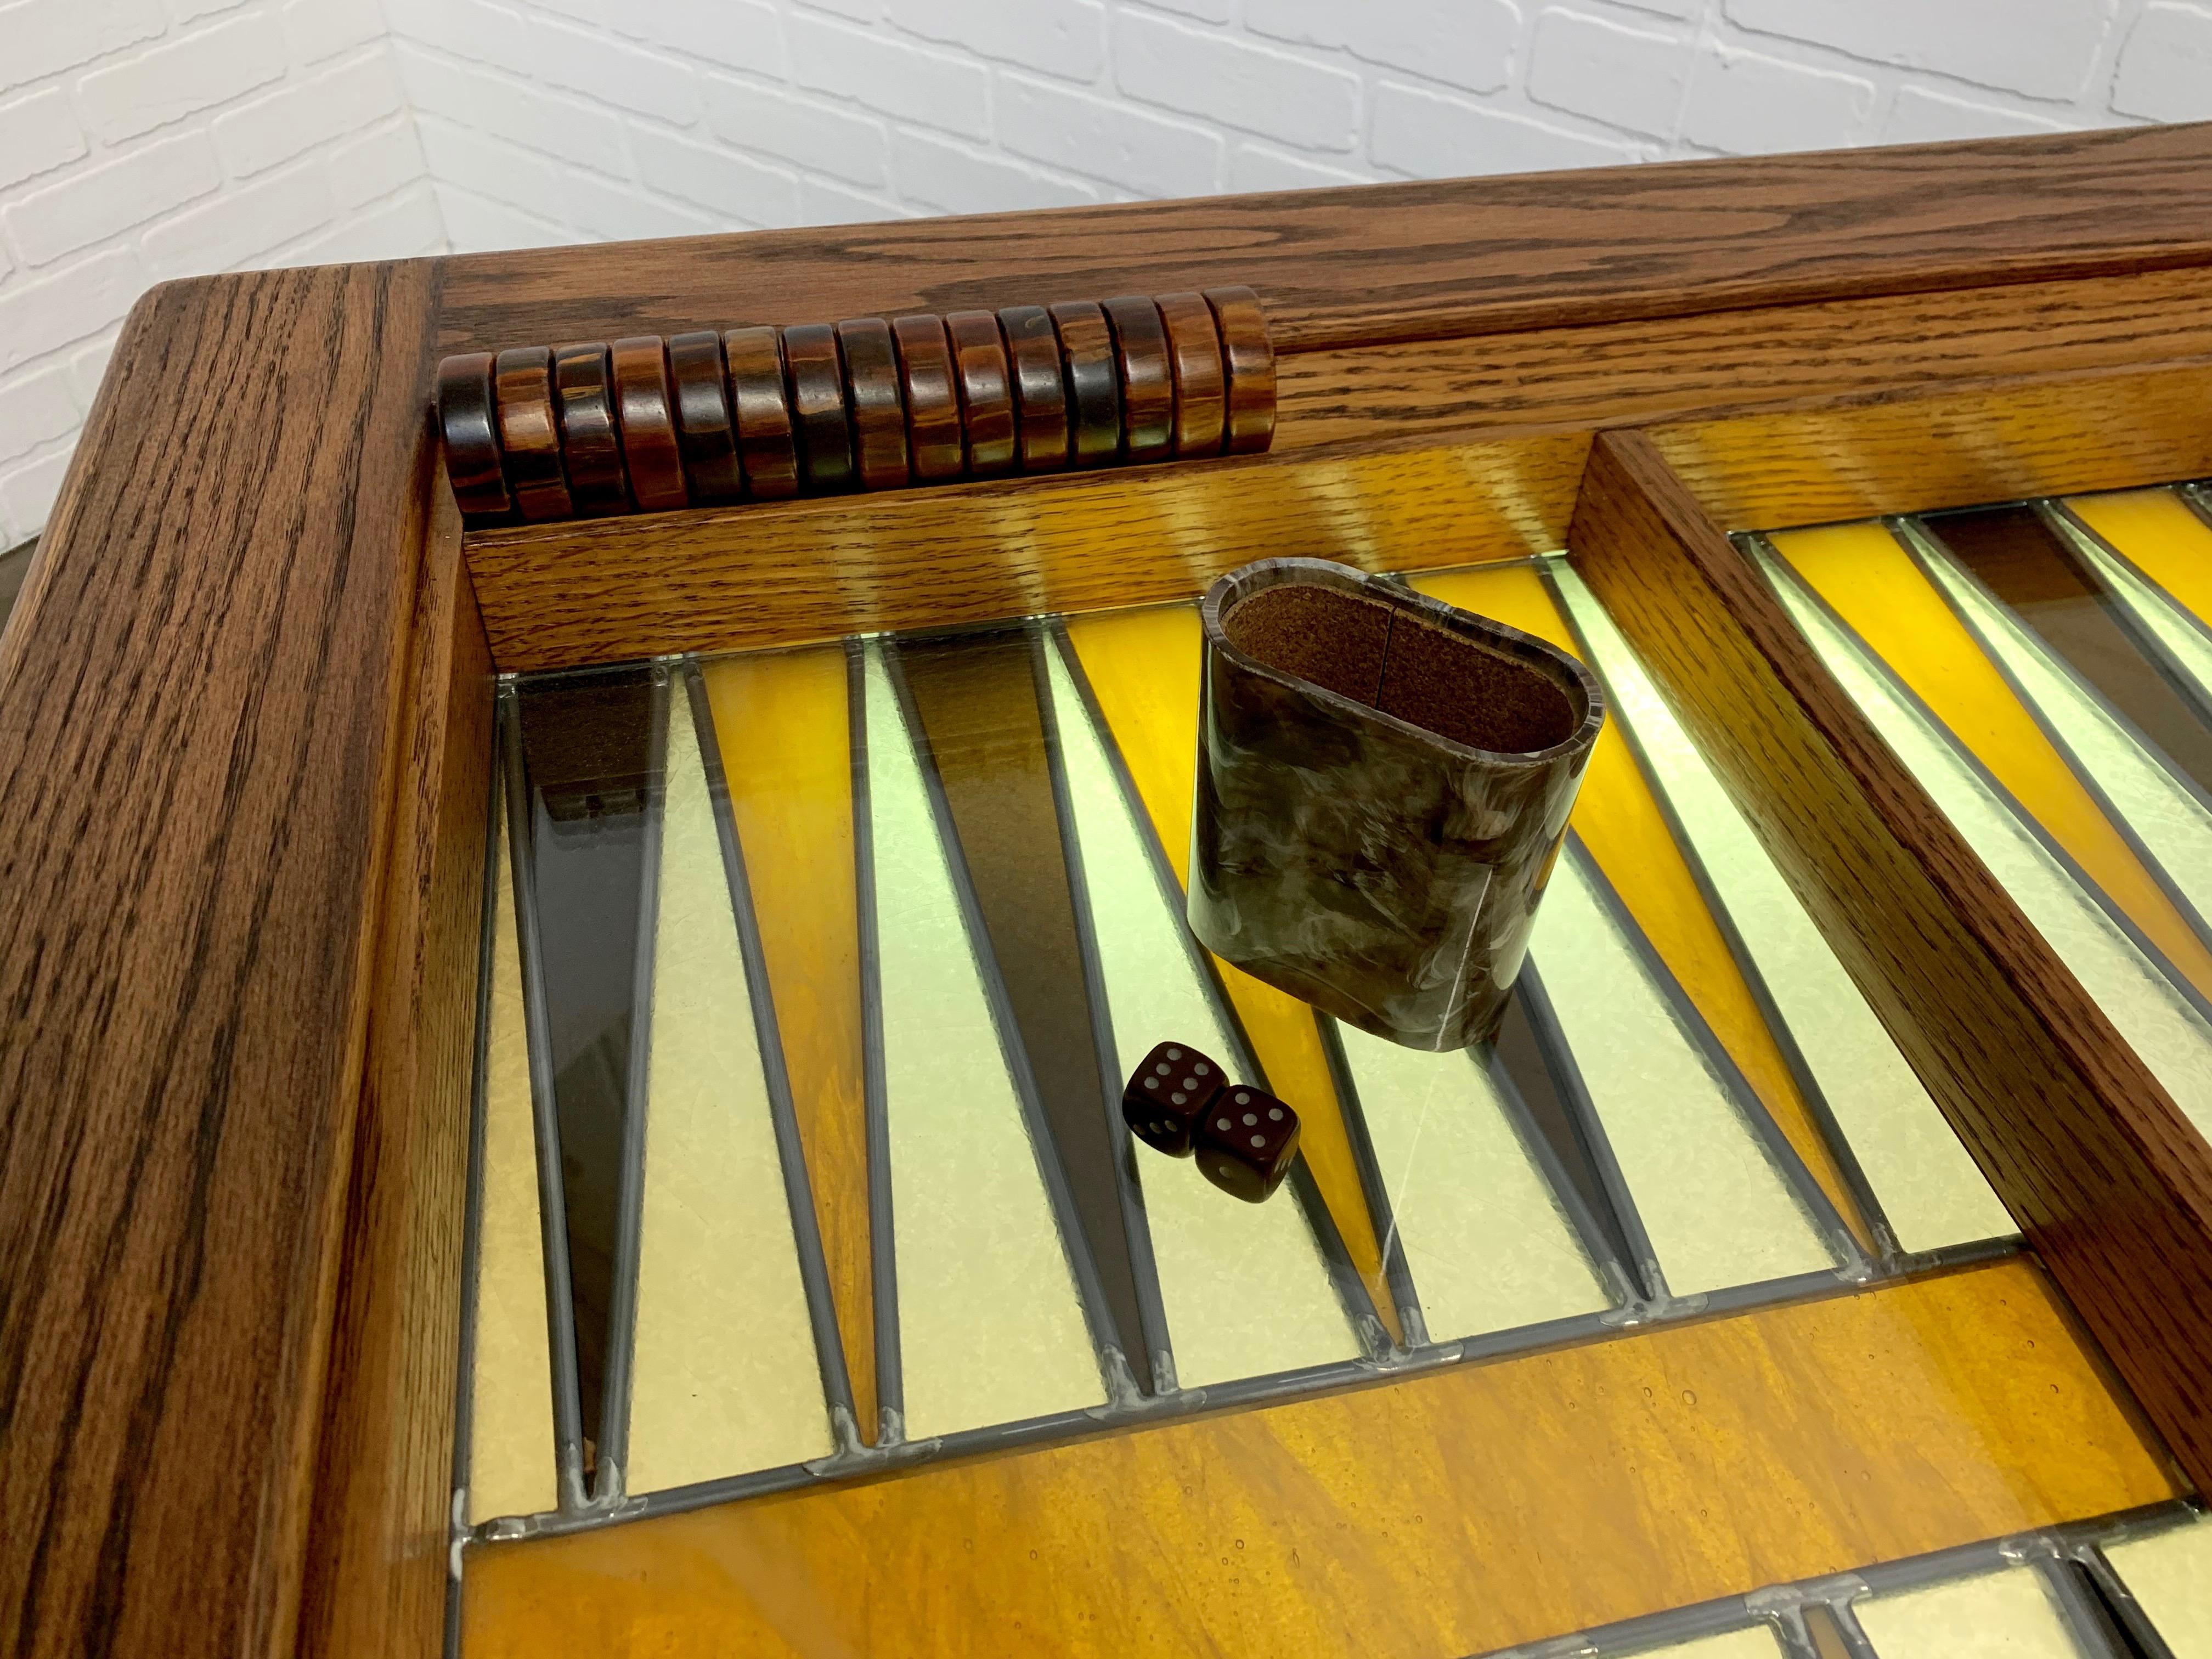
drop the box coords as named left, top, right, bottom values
left=4, top=0, right=2211, bottom=548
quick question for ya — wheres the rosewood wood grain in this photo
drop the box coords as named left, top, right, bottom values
left=1570, top=427, right=2212, bottom=1489
left=1156, top=289, right=1226, bottom=458
left=611, top=335, right=688, bottom=513
left=667, top=330, right=742, bottom=505
left=436, top=351, right=508, bottom=517
left=492, top=347, right=571, bottom=522
left=1208, top=286, right=1276, bottom=455
left=893, top=314, right=963, bottom=482
left=1049, top=300, right=1121, bottom=469
left=1000, top=304, right=1069, bottom=472
left=434, top=124, right=2212, bottom=356
left=723, top=324, right=798, bottom=500
left=465, top=431, right=1591, bottom=672
left=784, top=323, right=855, bottom=493
left=946, top=309, right=1015, bottom=477
left=1103, top=295, right=1173, bottom=464
left=297, top=487, right=492, bottom=1658
left=0, top=262, right=444, bottom=1659
left=551, top=342, right=628, bottom=516
left=838, top=317, right=910, bottom=492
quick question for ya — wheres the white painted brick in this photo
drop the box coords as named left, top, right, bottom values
left=76, top=14, right=288, bottom=144
left=518, top=0, right=603, bottom=26
left=885, top=0, right=1107, bottom=82
left=380, top=0, right=526, bottom=67
left=997, top=70, right=1222, bottom=199
left=797, top=0, right=879, bottom=21
left=1724, top=0, right=2111, bottom=102
left=415, top=115, right=572, bottom=224
left=1371, top=80, right=1639, bottom=177
left=1123, top=0, right=1230, bottom=22
left=0, top=365, right=80, bottom=464
left=143, top=157, right=331, bottom=274
left=396, top=46, right=628, bottom=176
left=617, top=0, right=785, bottom=76
left=789, top=14, right=992, bottom=139
left=0, top=91, right=88, bottom=193
left=325, top=117, right=428, bottom=209
left=1528, top=9, right=1692, bottom=139
left=630, top=126, right=800, bottom=224
left=1, top=0, right=166, bottom=96
left=282, top=0, right=384, bottom=64
left=1244, top=0, right=1520, bottom=95
left=5, top=132, right=221, bottom=266
left=67, top=332, right=120, bottom=406
left=1229, top=143, right=1368, bottom=194
left=889, top=129, right=1103, bottom=214
left=0, top=247, right=145, bottom=374
left=530, top=20, right=701, bottom=121
left=1609, top=0, right=1697, bottom=16
left=2112, top=4, right=2212, bottom=123
left=1682, top=44, right=1874, bottom=155
left=798, top=175, right=905, bottom=224
left=272, top=182, right=445, bottom=264
left=435, top=182, right=568, bottom=252
left=1882, top=84, right=2067, bottom=143
left=1114, top=10, right=1361, bottom=151
left=702, top=77, right=887, bottom=187
left=557, top=167, right=722, bottom=238
left=213, top=50, right=404, bottom=177
left=0, top=447, right=72, bottom=539
left=171, top=0, right=247, bottom=20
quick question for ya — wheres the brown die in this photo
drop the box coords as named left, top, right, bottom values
left=1197, top=1084, right=1300, bottom=1203
left=1121, top=1041, right=1227, bottom=1158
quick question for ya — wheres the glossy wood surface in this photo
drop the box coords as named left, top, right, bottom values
left=459, top=1259, right=2174, bottom=1659
left=667, top=330, right=742, bottom=505
left=1570, top=428, right=2212, bottom=1488
left=1156, top=290, right=1226, bottom=458
left=945, top=309, right=1015, bottom=476
left=892, top=314, right=963, bottom=483
left=722, top=325, right=799, bottom=501
left=492, top=347, right=569, bottom=521
left=551, top=342, right=627, bottom=516
left=838, top=317, right=910, bottom=492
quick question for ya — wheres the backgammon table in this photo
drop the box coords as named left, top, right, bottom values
left=10, top=123, right=2212, bottom=1659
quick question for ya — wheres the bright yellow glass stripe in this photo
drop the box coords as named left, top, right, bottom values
left=1771, top=522, right=2212, bottom=1006
left=1063, top=604, right=1397, bottom=1340
left=2069, top=487, right=2212, bottom=631
left=467, top=804, right=558, bottom=1525
left=703, top=647, right=874, bottom=1442
left=1413, top=562, right=1868, bottom=1245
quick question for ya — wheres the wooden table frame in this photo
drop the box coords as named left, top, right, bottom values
left=7, top=122, right=2212, bottom=1659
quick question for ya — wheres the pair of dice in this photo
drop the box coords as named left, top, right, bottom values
left=1121, top=1041, right=1300, bottom=1203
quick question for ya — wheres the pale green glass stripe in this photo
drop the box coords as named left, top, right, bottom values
left=1633, top=1629, right=1785, bottom=1659
left=2057, top=511, right=2212, bottom=708
left=864, top=642, right=1105, bottom=1437
left=1550, top=561, right=2011, bottom=1255
left=1331, top=1020, right=1607, bottom=1341
left=1853, top=1569, right=2083, bottom=1659
left=625, top=685, right=834, bottom=1496
left=1756, top=541, right=2212, bottom=1142
left=1910, top=521, right=2212, bottom=939
left=2105, top=1516, right=2212, bottom=1658
left=1528, top=843, right=1834, bottom=1297
left=1042, top=637, right=1358, bottom=1387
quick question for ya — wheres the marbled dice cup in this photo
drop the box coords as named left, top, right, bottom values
left=1189, top=559, right=1604, bottom=1050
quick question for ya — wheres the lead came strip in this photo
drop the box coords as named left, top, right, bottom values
left=2069, top=486, right=2212, bottom=643
left=1040, top=630, right=1361, bottom=1387
left=2055, top=501, right=2212, bottom=711
left=1547, top=560, right=2015, bottom=1259
left=860, top=640, right=1106, bottom=1438
left=620, top=675, right=838, bottom=1496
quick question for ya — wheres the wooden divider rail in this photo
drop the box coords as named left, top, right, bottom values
left=10, top=123, right=2212, bottom=1659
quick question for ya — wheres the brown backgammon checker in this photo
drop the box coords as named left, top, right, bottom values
left=492, top=347, right=572, bottom=522
left=945, top=309, right=1015, bottom=477
left=667, top=330, right=743, bottom=505
left=837, top=317, right=910, bottom=492
left=1205, top=285, right=1276, bottom=455
left=435, top=351, right=510, bottom=517
left=610, top=335, right=689, bottom=513
left=1154, top=290, right=1227, bottom=458
left=893, top=314, right=963, bottom=483
left=1102, top=295, right=1173, bottom=465
left=783, top=323, right=856, bottom=493
left=721, top=325, right=798, bottom=500
left=1049, top=299, right=1122, bottom=469
left=550, top=341, right=629, bottom=516
left=997, top=304, right=1069, bottom=472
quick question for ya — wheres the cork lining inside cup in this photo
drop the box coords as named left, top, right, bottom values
left=1223, top=582, right=1578, bottom=754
